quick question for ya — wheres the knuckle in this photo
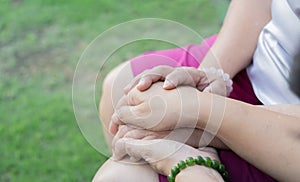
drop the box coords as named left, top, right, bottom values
left=133, top=104, right=148, bottom=117
left=118, top=125, right=128, bottom=133
left=155, top=65, right=172, bottom=73
left=116, top=108, right=126, bottom=121
left=127, top=91, right=141, bottom=105
left=184, top=67, right=198, bottom=76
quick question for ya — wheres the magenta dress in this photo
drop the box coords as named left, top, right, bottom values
left=129, top=35, right=277, bottom=182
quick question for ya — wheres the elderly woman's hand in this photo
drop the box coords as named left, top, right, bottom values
left=112, top=125, right=228, bottom=150
left=109, top=82, right=205, bottom=135
left=112, top=138, right=224, bottom=181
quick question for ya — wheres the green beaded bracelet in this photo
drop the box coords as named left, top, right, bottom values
left=167, top=156, right=229, bottom=182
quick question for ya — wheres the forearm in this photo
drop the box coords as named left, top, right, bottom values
left=200, top=0, right=271, bottom=78
left=262, top=104, right=300, bottom=118
left=197, top=93, right=300, bottom=181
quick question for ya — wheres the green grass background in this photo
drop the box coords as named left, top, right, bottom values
left=0, top=0, right=229, bottom=181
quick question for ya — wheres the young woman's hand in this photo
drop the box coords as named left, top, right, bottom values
left=124, top=66, right=232, bottom=97
left=124, top=66, right=208, bottom=93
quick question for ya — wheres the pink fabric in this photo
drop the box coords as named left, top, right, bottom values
left=129, top=35, right=276, bottom=182
left=130, top=35, right=217, bottom=76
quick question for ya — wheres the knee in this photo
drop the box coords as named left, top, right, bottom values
left=92, top=161, right=117, bottom=182
left=102, top=68, right=118, bottom=95
left=99, top=68, right=119, bottom=124
left=92, top=170, right=116, bottom=182
left=101, top=61, right=130, bottom=95
left=99, top=62, right=132, bottom=123
left=92, top=158, right=158, bottom=182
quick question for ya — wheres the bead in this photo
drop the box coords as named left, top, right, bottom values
left=185, top=157, right=195, bottom=166
left=171, top=166, right=180, bottom=176
left=226, top=79, right=233, bottom=87
left=211, top=160, right=219, bottom=170
left=209, top=67, right=216, bottom=73
left=195, top=156, right=205, bottom=165
left=217, top=69, right=224, bottom=77
left=218, top=164, right=226, bottom=173
left=167, top=174, right=175, bottom=182
left=226, top=86, right=233, bottom=94
left=202, top=67, right=233, bottom=96
left=177, top=160, right=187, bottom=170
left=222, top=171, right=229, bottom=181
left=168, top=156, right=228, bottom=182
left=223, top=73, right=230, bottom=80
left=204, top=157, right=212, bottom=167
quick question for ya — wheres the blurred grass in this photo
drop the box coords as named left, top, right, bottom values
left=0, top=0, right=229, bottom=181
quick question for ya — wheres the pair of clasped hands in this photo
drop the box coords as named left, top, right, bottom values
left=109, top=66, right=231, bottom=174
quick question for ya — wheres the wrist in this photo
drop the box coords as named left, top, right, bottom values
left=201, top=67, right=233, bottom=96
left=196, top=91, right=228, bottom=138
left=196, top=91, right=212, bottom=129
left=167, top=156, right=228, bottom=182
left=176, top=166, right=224, bottom=182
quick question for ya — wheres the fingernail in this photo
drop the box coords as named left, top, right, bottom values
left=109, top=121, right=117, bottom=135
left=123, top=85, right=130, bottom=93
left=137, top=79, right=146, bottom=87
left=204, top=86, right=211, bottom=93
left=163, top=80, right=171, bottom=88
left=111, top=113, right=118, bottom=123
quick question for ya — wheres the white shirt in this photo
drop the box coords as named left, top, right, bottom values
left=247, top=0, right=300, bottom=105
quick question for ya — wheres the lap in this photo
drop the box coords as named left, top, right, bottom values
left=104, top=35, right=273, bottom=181
left=129, top=35, right=217, bottom=77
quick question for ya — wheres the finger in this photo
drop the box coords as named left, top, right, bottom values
left=163, top=69, right=186, bottom=89
left=196, top=71, right=209, bottom=91
left=115, top=95, right=129, bottom=110
left=164, top=67, right=206, bottom=89
left=109, top=95, right=133, bottom=134
left=112, top=125, right=133, bottom=149
left=123, top=129, right=148, bottom=139
left=137, top=66, right=174, bottom=90
left=109, top=119, right=119, bottom=135
left=112, top=138, right=128, bottom=160
left=136, top=75, right=161, bottom=91
left=162, top=79, right=176, bottom=89
left=124, top=66, right=173, bottom=93
left=112, top=104, right=147, bottom=128
left=203, top=85, right=212, bottom=93
left=112, top=138, right=145, bottom=161
left=142, top=135, right=157, bottom=140
left=129, top=156, right=142, bottom=162
left=124, top=139, right=182, bottom=164
left=124, top=129, right=164, bottom=139
left=109, top=113, right=122, bottom=135
left=124, top=76, right=141, bottom=94
left=110, top=112, right=123, bottom=130
left=124, top=68, right=158, bottom=94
